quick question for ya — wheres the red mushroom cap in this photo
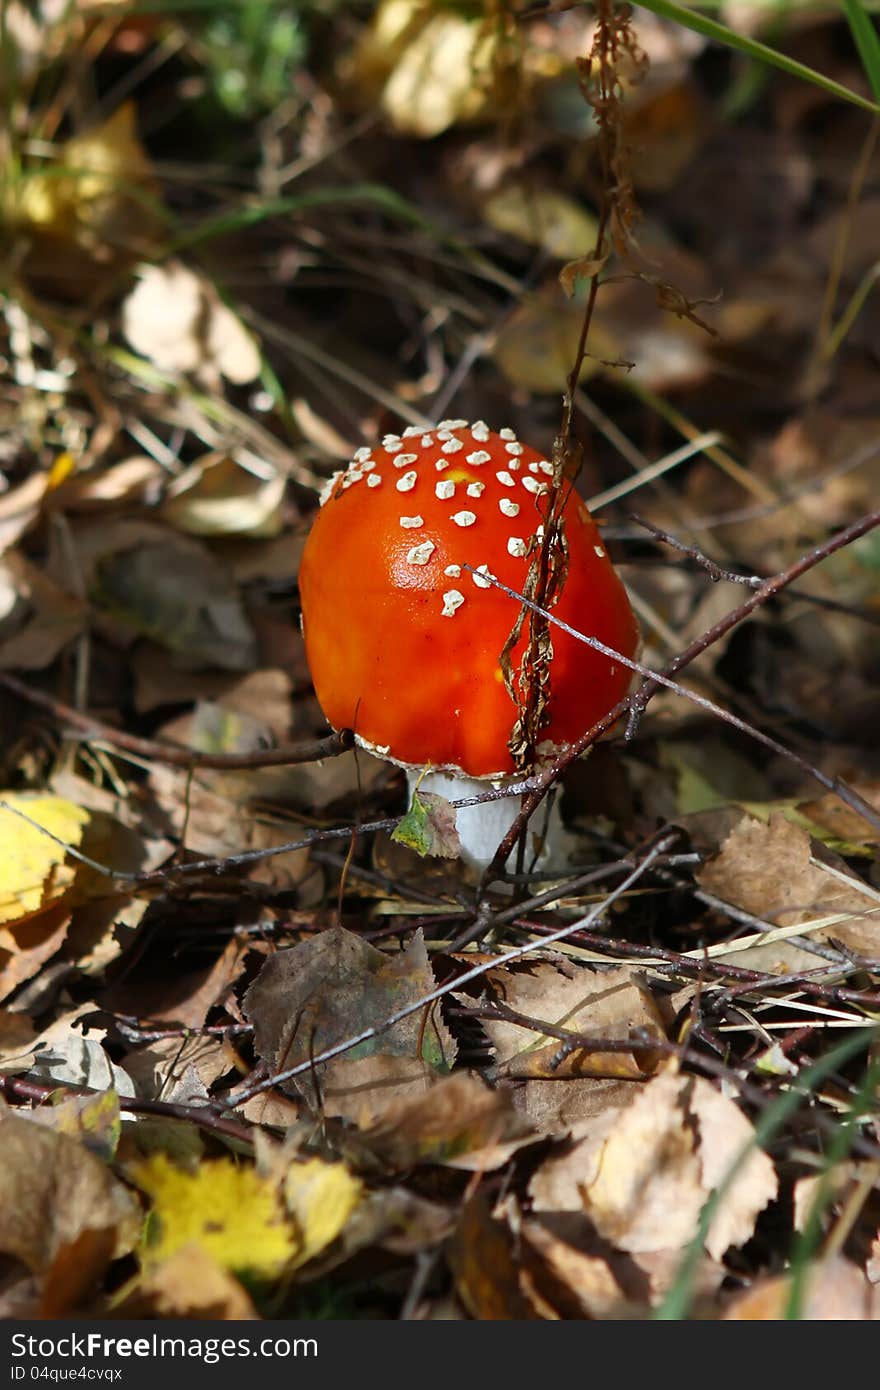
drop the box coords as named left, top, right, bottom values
left=298, top=420, right=639, bottom=778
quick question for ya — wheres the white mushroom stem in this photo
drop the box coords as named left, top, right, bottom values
left=406, top=768, right=571, bottom=875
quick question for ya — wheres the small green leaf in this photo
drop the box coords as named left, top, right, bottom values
left=392, top=789, right=461, bottom=860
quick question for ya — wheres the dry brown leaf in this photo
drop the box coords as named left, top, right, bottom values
left=0, top=1009, right=37, bottom=1065
left=106, top=934, right=248, bottom=1034
left=482, top=961, right=666, bottom=1082
left=797, top=785, right=880, bottom=851
left=723, top=1258, right=880, bottom=1320
left=145, top=761, right=321, bottom=903
left=132, top=655, right=294, bottom=729
left=237, top=1089, right=302, bottom=1130
left=793, top=1161, right=880, bottom=1240
left=697, top=812, right=880, bottom=956
left=0, top=552, right=86, bottom=671
left=114, top=1245, right=259, bottom=1319
left=493, top=286, right=611, bottom=394
left=530, top=1069, right=777, bottom=1261
left=47, top=517, right=257, bottom=670
left=318, top=1053, right=440, bottom=1128
left=245, top=927, right=456, bottom=1116
left=0, top=1109, right=140, bottom=1313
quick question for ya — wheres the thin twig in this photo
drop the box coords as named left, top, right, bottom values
left=629, top=513, right=762, bottom=586
left=0, top=671, right=353, bottom=768
left=0, top=1073, right=257, bottom=1146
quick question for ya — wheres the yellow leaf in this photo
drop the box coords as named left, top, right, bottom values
left=0, top=794, right=89, bottom=925
left=284, top=1158, right=363, bottom=1267
left=133, top=1155, right=295, bottom=1279
left=15, top=103, right=154, bottom=233
left=6, top=102, right=162, bottom=297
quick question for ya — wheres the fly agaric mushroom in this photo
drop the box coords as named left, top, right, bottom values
left=298, top=420, right=639, bottom=869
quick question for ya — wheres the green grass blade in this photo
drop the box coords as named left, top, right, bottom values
left=169, top=184, right=434, bottom=253
left=843, top=0, right=880, bottom=102
left=636, top=0, right=879, bottom=112
left=654, top=1027, right=876, bottom=1320
left=784, top=1051, right=880, bottom=1318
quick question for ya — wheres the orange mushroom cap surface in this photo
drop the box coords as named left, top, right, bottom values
left=299, top=420, right=639, bottom=778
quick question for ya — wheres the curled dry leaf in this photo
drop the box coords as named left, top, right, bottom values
left=530, top=1069, right=777, bottom=1262
left=520, top=1218, right=631, bottom=1319
left=559, top=252, right=610, bottom=300
left=160, top=454, right=286, bottom=540
left=357, top=1070, right=529, bottom=1172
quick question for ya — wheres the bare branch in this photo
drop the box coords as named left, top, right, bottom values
left=0, top=671, right=353, bottom=769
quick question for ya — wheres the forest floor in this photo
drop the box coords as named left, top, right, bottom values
left=0, top=0, right=879, bottom=1320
